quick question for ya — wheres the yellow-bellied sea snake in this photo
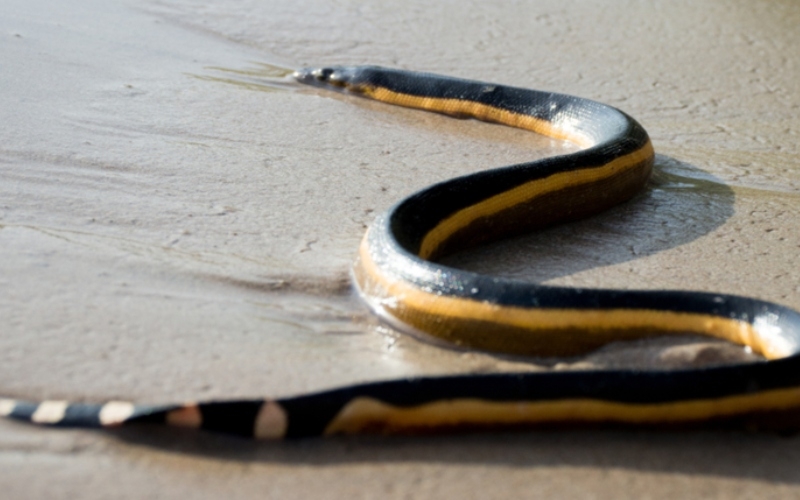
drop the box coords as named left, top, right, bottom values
left=4, top=66, right=800, bottom=438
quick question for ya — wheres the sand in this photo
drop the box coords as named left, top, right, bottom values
left=2, top=0, right=800, bottom=497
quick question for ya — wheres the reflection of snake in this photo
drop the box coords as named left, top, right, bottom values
left=5, top=66, right=800, bottom=438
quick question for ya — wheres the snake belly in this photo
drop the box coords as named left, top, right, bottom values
left=3, top=66, right=800, bottom=439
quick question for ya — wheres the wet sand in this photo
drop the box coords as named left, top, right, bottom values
left=2, top=0, right=800, bottom=497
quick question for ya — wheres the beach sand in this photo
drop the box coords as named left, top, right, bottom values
left=2, top=0, right=800, bottom=496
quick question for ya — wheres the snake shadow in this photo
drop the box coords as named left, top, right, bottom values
left=109, top=425, right=800, bottom=485
left=442, top=153, right=736, bottom=284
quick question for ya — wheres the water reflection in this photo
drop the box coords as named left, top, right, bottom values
left=190, top=62, right=297, bottom=92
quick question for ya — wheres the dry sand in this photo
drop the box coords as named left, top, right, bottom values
left=2, top=0, right=800, bottom=497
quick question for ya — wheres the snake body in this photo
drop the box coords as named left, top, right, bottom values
left=4, top=66, right=800, bottom=438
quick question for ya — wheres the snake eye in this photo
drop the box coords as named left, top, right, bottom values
left=313, top=68, right=335, bottom=82
left=314, top=67, right=348, bottom=88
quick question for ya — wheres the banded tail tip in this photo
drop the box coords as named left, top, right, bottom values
left=0, top=397, right=288, bottom=438
left=0, top=399, right=147, bottom=428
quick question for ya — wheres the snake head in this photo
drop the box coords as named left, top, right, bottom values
left=294, top=66, right=371, bottom=93
left=294, top=67, right=347, bottom=88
